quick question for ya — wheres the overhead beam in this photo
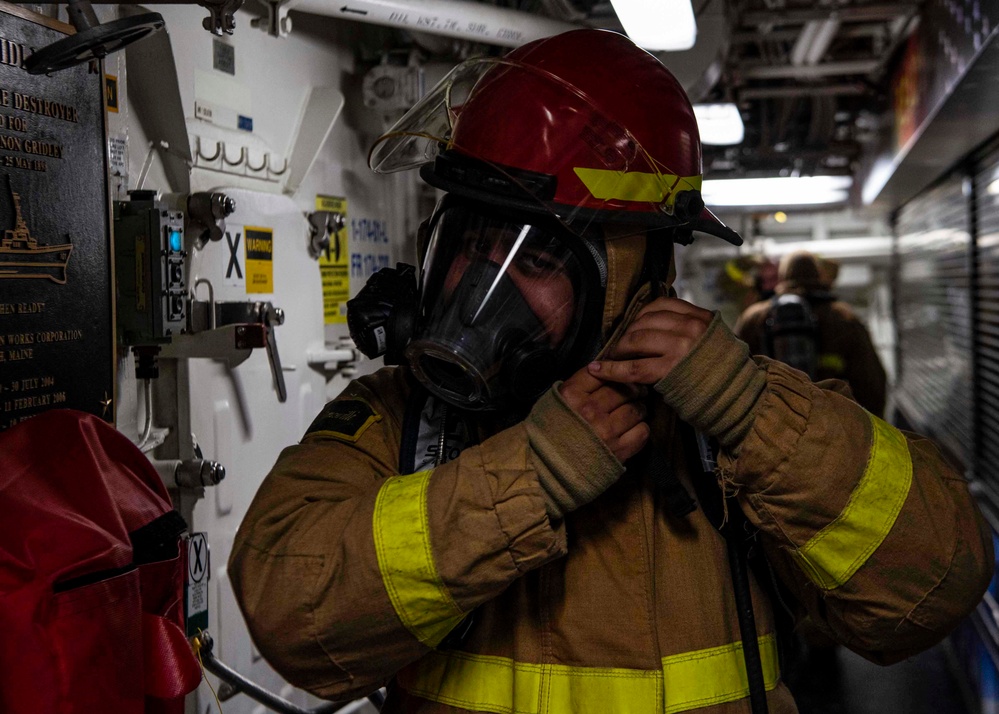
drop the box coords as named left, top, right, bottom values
left=732, top=24, right=890, bottom=43
left=741, top=4, right=915, bottom=26
left=739, top=59, right=878, bottom=79
left=732, top=28, right=801, bottom=42
left=738, top=83, right=868, bottom=99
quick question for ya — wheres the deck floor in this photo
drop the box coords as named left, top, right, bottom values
left=788, top=642, right=970, bottom=714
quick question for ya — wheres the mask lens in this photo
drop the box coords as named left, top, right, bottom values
left=408, top=200, right=601, bottom=410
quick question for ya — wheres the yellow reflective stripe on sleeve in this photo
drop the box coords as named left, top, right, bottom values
left=662, top=633, right=779, bottom=713
left=573, top=168, right=702, bottom=205
left=372, top=469, right=464, bottom=647
left=398, top=633, right=779, bottom=714
left=793, top=414, right=913, bottom=590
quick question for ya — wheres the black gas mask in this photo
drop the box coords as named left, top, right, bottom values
left=348, top=196, right=605, bottom=411
left=407, top=255, right=560, bottom=409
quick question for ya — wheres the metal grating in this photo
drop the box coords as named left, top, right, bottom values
left=894, top=175, right=973, bottom=466
left=976, top=150, right=999, bottom=484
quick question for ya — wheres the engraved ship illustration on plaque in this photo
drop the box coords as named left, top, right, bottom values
left=0, top=190, right=72, bottom=284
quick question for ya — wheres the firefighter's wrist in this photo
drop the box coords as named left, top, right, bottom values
left=654, top=313, right=767, bottom=451
left=525, top=384, right=625, bottom=519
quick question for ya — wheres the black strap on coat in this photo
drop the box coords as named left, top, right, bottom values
left=676, top=420, right=769, bottom=714
left=398, top=381, right=427, bottom=476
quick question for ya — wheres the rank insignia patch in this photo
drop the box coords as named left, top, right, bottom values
left=305, top=398, right=382, bottom=442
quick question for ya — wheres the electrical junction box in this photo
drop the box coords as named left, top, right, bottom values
left=114, top=191, right=187, bottom=344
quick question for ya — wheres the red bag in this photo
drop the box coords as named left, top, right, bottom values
left=0, top=409, right=201, bottom=713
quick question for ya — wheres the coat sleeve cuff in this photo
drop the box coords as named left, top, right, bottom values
left=654, top=312, right=767, bottom=451
left=524, top=383, right=625, bottom=519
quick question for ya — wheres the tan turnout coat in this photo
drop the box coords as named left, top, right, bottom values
left=230, top=239, right=992, bottom=714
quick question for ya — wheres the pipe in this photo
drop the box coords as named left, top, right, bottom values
left=741, top=4, right=915, bottom=25
left=739, top=84, right=865, bottom=99
left=151, top=458, right=226, bottom=489
left=740, top=60, right=877, bottom=80
left=193, top=631, right=377, bottom=714
left=788, top=20, right=820, bottom=66
left=136, top=378, right=153, bottom=449
left=804, top=19, right=840, bottom=65
left=791, top=19, right=840, bottom=67
left=292, top=0, right=580, bottom=48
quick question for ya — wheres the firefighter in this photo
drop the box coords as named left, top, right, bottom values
left=735, top=250, right=891, bottom=710
left=229, top=30, right=992, bottom=713
left=734, top=250, right=888, bottom=417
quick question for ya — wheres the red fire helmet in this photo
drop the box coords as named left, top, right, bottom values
left=370, top=28, right=741, bottom=245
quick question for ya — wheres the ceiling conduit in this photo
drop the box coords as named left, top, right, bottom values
left=291, top=0, right=581, bottom=47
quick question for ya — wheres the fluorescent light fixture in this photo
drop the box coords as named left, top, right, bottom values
left=609, top=0, right=697, bottom=51
left=702, top=176, right=853, bottom=207
left=693, top=103, right=744, bottom=145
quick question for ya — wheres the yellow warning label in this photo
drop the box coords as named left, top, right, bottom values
left=244, top=225, right=273, bottom=294
left=316, top=195, right=349, bottom=325
left=105, top=75, right=119, bottom=113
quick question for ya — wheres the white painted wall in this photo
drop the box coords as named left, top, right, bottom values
left=104, top=5, right=427, bottom=712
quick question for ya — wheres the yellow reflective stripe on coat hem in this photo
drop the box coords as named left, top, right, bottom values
left=793, top=414, right=913, bottom=590
left=662, top=633, right=779, bottom=713
left=373, top=470, right=464, bottom=646
left=398, top=633, right=779, bottom=714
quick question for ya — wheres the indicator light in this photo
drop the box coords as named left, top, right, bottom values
left=169, top=229, right=183, bottom=252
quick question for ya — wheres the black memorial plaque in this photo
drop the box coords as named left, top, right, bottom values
left=0, top=4, right=113, bottom=431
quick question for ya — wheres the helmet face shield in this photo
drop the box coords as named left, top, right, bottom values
left=367, top=58, right=488, bottom=174
left=406, top=198, right=604, bottom=410
left=369, top=56, right=708, bottom=242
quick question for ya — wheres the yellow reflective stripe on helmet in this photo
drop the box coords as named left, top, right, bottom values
left=662, top=633, right=779, bottom=713
left=373, top=469, right=464, bottom=647
left=793, top=414, right=913, bottom=590
left=573, top=167, right=702, bottom=205
left=398, top=633, right=779, bottom=714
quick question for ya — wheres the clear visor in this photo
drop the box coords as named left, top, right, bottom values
left=368, top=57, right=703, bottom=242
left=406, top=201, right=600, bottom=410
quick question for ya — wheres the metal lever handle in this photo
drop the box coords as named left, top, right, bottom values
left=263, top=305, right=287, bottom=403
left=192, top=631, right=384, bottom=714
left=183, top=299, right=288, bottom=403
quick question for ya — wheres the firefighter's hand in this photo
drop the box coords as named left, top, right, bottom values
left=559, top=366, right=650, bottom=462
left=588, top=297, right=714, bottom=385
